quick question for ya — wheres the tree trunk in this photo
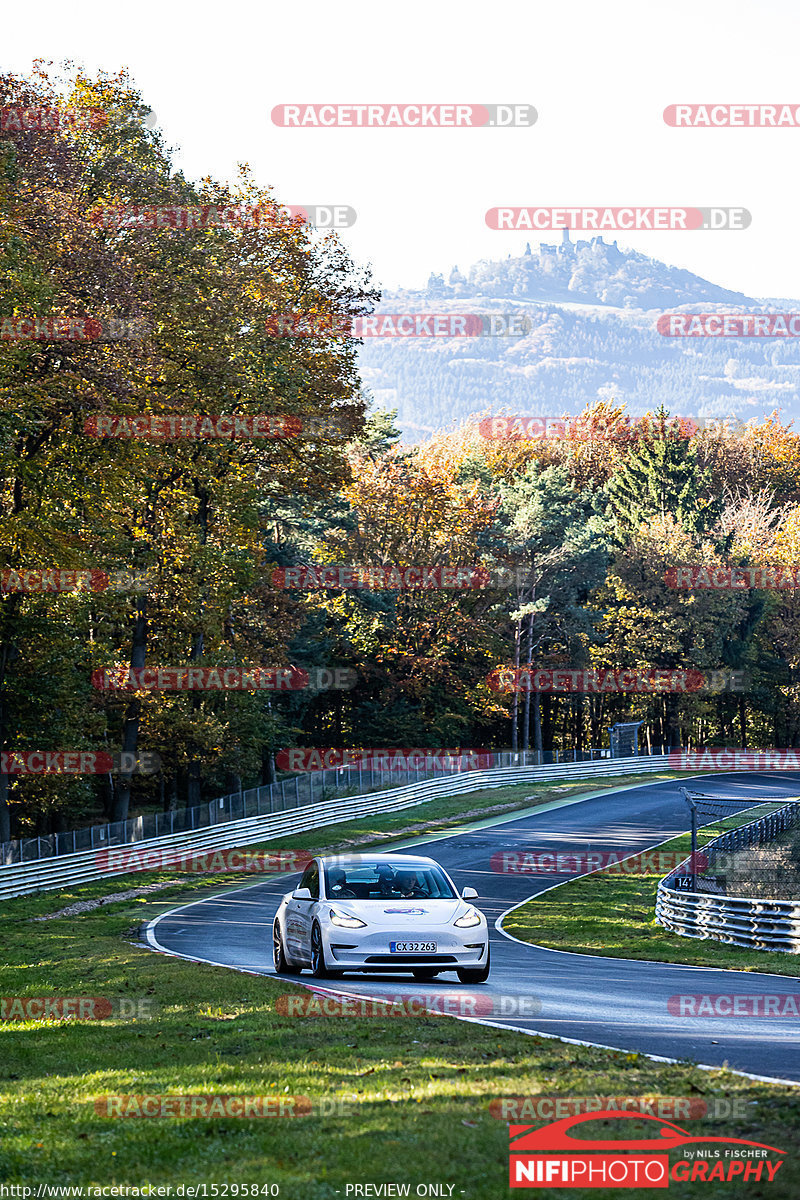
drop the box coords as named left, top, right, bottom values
left=0, top=772, right=9, bottom=845
left=532, top=689, right=543, bottom=756
left=0, top=596, right=22, bottom=842
left=261, top=747, right=276, bottom=786
left=185, top=480, right=209, bottom=809
left=111, top=597, right=148, bottom=823
left=541, top=692, right=553, bottom=753
left=511, top=616, right=521, bottom=752
left=186, top=628, right=204, bottom=810
left=335, top=688, right=343, bottom=746
left=664, top=693, right=680, bottom=751
left=575, top=694, right=584, bottom=758
left=522, top=612, right=533, bottom=751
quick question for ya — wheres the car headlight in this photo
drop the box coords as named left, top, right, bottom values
left=454, top=907, right=482, bottom=928
left=329, top=909, right=367, bottom=929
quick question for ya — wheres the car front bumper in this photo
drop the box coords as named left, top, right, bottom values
left=323, top=924, right=489, bottom=971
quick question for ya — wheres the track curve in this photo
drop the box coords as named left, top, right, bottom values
left=145, top=773, right=800, bottom=1084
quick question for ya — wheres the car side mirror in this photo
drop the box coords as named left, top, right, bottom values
left=293, top=887, right=312, bottom=900
left=462, top=886, right=478, bottom=900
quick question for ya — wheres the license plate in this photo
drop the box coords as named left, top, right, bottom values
left=389, top=941, right=437, bottom=953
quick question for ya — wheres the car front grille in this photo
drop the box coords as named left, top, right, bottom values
left=364, top=954, right=458, bottom=964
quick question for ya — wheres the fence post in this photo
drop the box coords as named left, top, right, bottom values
left=295, top=776, right=301, bottom=807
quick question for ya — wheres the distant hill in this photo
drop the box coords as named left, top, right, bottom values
left=357, top=233, right=800, bottom=440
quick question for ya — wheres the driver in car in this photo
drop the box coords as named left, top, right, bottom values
left=328, top=867, right=355, bottom=898
left=393, top=870, right=425, bottom=898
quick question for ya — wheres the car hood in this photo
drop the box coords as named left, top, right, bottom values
left=327, top=899, right=469, bottom=926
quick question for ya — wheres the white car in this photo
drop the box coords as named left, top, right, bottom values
left=272, top=853, right=490, bottom=983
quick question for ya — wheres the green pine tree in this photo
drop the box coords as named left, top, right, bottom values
left=604, top=408, right=722, bottom=541
left=349, top=408, right=404, bottom=460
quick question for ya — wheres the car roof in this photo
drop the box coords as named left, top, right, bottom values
left=318, top=853, right=438, bottom=868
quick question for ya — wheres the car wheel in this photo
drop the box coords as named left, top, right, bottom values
left=273, top=923, right=301, bottom=975
left=412, top=969, right=439, bottom=981
left=311, top=923, right=334, bottom=978
left=456, top=946, right=490, bottom=984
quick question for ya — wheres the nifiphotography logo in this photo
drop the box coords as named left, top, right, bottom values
left=507, top=1111, right=785, bottom=1188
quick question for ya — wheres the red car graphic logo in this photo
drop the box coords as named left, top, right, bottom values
left=510, top=1110, right=785, bottom=1154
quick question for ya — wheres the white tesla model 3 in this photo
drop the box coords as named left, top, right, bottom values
left=272, top=853, right=490, bottom=983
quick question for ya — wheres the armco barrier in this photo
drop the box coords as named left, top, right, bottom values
left=0, top=748, right=617, bottom=864
left=655, top=799, right=800, bottom=953
left=0, top=755, right=672, bottom=899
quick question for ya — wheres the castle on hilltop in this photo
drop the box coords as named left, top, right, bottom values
left=438, top=229, right=625, bottom=292
left=530, top=228, right=620, bottom=258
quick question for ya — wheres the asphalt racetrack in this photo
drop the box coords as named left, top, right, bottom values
left=145, top=773, right=800, bottom=1084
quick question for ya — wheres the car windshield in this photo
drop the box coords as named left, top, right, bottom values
left=324, top=862, right=457, bottom=900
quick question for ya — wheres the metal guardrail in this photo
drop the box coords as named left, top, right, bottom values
left=656, top=800, right=800, bottom=953
left=0, top=754, right=672, bottom=900
left=0, top=748, right=617, bottom=865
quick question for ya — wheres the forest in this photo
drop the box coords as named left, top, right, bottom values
left=3, top=68, right=800, bottom=842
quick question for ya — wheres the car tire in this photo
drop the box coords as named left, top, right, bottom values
left=273, top=923, right=302, bottom=975
left=456, top=946, right=490, bottom=984
left=311, top=923, right=339, bottom=978
left=412, top=969, right=440, bottom=981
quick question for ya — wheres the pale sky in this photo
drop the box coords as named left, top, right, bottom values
left=5, top=0, right=800, bottom=300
